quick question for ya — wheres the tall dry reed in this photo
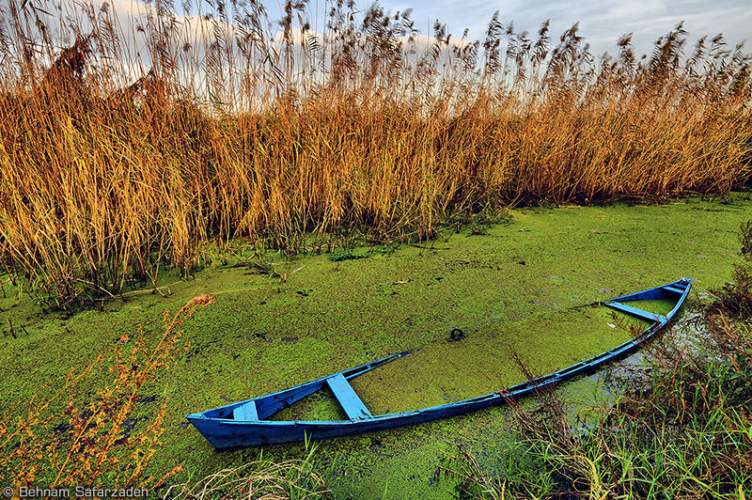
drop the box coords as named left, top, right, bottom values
left=0, top=0, right=750, bottom=307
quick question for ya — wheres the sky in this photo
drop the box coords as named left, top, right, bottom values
left=22, top=0, right=749, bottom=74
left=276, top=0, right=752, bottom=57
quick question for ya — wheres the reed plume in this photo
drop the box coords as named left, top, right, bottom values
left=0, top=0, right=750, bottom=307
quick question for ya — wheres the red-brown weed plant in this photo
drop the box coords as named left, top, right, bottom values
left=0, top=294, right=216, bottom=488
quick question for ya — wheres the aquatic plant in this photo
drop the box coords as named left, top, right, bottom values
left=0, top=294, right=215, bottom=487
left=0, top=0, right=750, bottom=307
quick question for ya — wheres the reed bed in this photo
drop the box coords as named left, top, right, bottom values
left=0, top=0, right=751, bottom=307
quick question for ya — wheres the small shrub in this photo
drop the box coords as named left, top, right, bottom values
left=0, top=295, right=216, bottom=487
left=709, top=220, right=752, bottom=319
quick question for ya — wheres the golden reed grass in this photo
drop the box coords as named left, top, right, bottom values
left=0, top=0, right=750, bottom=308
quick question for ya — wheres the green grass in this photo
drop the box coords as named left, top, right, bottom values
left=1, top=193, right=751, bottom=497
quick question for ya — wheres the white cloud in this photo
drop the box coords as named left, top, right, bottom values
left=8, top=0, right=747, bottom=92
left=376, top=0, right=751, bottom=56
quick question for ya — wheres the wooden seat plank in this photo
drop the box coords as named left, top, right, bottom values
left=233, top=401, right=259, bottom=421
left=327, top=373, right=372, bottom=420
left=607, top=301, right=664, bottom=323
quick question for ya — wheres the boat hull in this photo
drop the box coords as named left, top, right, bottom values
left=189, top=399, right=502, bottom=449
left=188, top=278, right=692, bottom=450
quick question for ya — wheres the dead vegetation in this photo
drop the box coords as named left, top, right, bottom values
left=0, top=0, right=750, bottom=307
left=164, top=449, right=328, bottom=499
left=0, top=294, right=215, bottom=487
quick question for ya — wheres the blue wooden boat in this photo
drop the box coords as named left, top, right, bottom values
left=187, top=278, right=692, bottom=450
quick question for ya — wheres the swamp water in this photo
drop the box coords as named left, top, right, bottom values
left=1, top=194, right=751, bottom=498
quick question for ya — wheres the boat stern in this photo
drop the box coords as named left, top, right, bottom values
left=185, top=413, right=230, bottom=450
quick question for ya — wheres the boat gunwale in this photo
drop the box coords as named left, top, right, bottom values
left=188, top=278, right=692, bottom=429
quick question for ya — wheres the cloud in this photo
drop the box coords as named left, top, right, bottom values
left=36, top=0, right=752, bottom=64
left=375, top=0, right=751, bottom=56
left=9, top=0, right=748, bottom=90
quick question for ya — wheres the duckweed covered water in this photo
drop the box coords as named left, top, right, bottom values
left=1, top=194, right=751, bottom=498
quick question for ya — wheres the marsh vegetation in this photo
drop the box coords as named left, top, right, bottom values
left=0, top=0, right=751, bottom=496
left=2, top=197, right=752, bottom=496
left=0, top=0, right=750, bottom=308
left=450, top=221, right=752, bottom=498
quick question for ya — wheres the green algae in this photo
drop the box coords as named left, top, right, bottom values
left=1, top=193, right=751, bottom=498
